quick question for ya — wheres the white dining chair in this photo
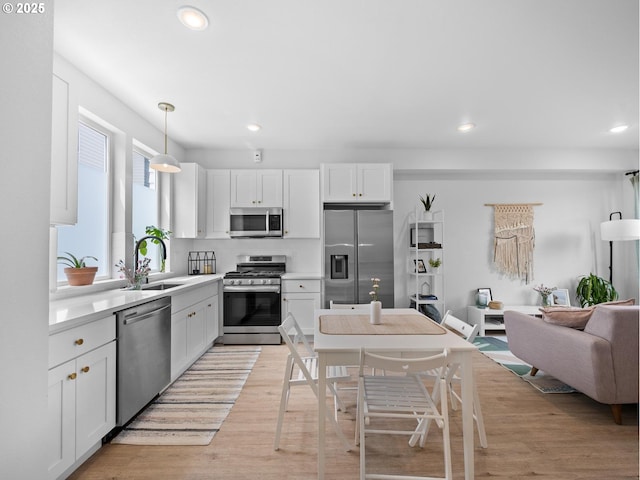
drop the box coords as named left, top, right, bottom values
left=411, top=310, right=488, bottom=448
left=356, top=348, right=453, bottom=480
left=274, top=313, right=352, bottom=452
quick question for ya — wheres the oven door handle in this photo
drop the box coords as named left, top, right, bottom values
left=223, top=285, right=281, bottom=293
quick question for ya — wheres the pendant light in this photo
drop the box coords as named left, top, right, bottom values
left=150, top=102, right=181, bottom=173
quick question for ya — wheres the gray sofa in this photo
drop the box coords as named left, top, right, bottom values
left=504, top=305, right=639, bottom=424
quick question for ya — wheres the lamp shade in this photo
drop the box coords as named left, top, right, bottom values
left=149, top=153, right=181, bottom=173
left=600, top=218, right=640, bottom=241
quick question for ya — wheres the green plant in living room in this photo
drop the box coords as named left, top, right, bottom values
left=575, top=273, right=618, bottom=307
left=137, top=225, right=172, bottom=272
left=428, top=257, right=442, bottom=269
left=57, top=252, right=99, bottom=286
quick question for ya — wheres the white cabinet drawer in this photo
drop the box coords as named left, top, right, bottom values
left=49, top=316, right=115, bottom=368
left=282, top=279, right=321, bottom=293
left=172, top=285, right=217, bottom=313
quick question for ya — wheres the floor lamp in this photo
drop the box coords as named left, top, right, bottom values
left=600, top=212, right=640, bottom=284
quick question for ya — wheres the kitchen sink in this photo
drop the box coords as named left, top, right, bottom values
left=143, top=282, right=185, bottom=291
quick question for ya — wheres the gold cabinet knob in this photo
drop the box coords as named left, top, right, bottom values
left=352, top=193, right=356, bottom=197
left=75, top=338, right=84, bottom=346
left=68, top=372, right=77, bottom=380
left=359, top=193, right=363, bottom=196
left=81, top=366, right=90, bottom=373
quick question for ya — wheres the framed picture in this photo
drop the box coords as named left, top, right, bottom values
left=410, top=227, right=434, bottom=248
left=477, top=288, right=492, bottom=302
left=413, top=259, right=427, bottom=273
left=552, top=289, right=570, bottom=306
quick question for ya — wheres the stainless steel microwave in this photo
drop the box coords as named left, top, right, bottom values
left=229, top=207, right=283, bottom=238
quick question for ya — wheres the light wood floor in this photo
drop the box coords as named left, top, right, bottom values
left=69, top=345, right=639, bottom=480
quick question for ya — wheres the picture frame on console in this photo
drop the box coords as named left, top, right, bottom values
left=552, top=288, right=570, bottom=306
left=414, top=259, right=427, bottom=273
left=477, top=288, right=492, bottom=302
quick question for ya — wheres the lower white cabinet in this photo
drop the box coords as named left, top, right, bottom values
left=171, top=284, right=220, bottom=381
left=47, top=317, right=116, bottom=480
left=281, top=279, right=321, bottom=335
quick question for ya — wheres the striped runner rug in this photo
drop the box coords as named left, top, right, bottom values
left=112, top=345, right=261, bottom=446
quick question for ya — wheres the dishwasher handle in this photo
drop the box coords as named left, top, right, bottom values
left=122, top=303, right=172, bottom=325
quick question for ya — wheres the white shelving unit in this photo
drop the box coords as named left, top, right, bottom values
left=408, top=208, right=445, bottom=320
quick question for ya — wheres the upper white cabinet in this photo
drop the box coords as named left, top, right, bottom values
left=50, top=73, right=78, bottom=225
left=173, top=163, right=206, bottom=238
left=230, top=169, right=282, bottom=207
left=206, top=169, right=231, bottom=238
left=283, top=169, right=320, bottom=238
left=321, top=163, right=392, bottom=204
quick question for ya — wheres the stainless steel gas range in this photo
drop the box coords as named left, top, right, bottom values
left=222, top=255, right=285, bottom=345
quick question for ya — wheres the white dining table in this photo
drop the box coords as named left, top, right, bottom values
left=314, top=308, right=478, bottom=480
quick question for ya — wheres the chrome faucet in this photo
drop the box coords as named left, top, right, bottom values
left=134, top=236, right=167, bottom=281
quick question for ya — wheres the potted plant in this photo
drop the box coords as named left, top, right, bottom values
left=419, top=194, right=436, bottom=220
left=137, top=225, right=171, bottom=272
left=428, top=257, right=442, bottom=273
left=575, top=273, right=618, bottom=307
left=57, top=252, right=99, bottom=286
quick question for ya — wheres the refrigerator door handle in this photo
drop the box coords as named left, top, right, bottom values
left=330, top=255, right=348, bottom=279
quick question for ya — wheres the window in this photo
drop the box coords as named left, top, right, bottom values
left=57, top=119, right=110, bottom=282
left=132, top=147, right=162, bottom=271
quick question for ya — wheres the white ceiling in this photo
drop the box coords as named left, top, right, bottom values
left=54, top=0, right=638, bottom=151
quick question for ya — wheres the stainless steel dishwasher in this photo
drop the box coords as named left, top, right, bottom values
left=115, top=296, right=171, bottom=427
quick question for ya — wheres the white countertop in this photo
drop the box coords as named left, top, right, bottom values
left=49, top=274, right=223, bottom=333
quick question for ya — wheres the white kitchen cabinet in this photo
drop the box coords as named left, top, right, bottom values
left=173, top=162, right=206, bottom=238
left=47, top=317, right=116, bottom=480
left=282, top=278, right=321, bottom=335
left=321, top=163, right=392, bottom=204
left=50, top=73, right=78, bottom=225
left=283, top=169, right=320, bottom=238
left=230, top=169, right=283, bottom=207
left=206, top=169, right=231, bottom=238
left=171, top=283, right=220, bottom=380
left=205, top=294, right=220, bottom=345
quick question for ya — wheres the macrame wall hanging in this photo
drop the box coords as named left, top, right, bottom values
left=485, top=203, right=542, bottom=283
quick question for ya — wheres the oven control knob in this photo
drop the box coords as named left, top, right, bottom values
left=247, top=279, right=253, bottom=285
left=264, top=279, right=271, bottom=285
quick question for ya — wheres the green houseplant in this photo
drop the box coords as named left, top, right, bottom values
left=428, top=257, right=442, bottom=272
left=137, top=225, right=171, bottom=272
left=57, top=252, right=99, bottom=286
left=419, top=194, right=436, bottom=212
left=575, top=273, right=618, bottom=307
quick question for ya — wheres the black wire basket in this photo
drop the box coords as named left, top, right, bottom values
left=187, top=251, right=216, bottom=275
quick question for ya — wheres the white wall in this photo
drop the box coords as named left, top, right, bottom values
left=0, top=11, right=52, bottom=479
left=393, top=170, right=638, bottom=319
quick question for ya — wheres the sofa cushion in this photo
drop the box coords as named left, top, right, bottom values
left=539, top=306, right=595, bottom=328
left=599, top=298, right=636, bottom=307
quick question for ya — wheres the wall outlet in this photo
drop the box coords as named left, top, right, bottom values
left=254, top=149, right=262, bottom=163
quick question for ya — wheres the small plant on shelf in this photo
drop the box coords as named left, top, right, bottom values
left=428, top=257, right=442, bottom=270
left=419, top=194, right=436, bottom=212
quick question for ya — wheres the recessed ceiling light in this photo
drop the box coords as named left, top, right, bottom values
left=609, top=124, right=629, bottom=133
left=247, top=123, right=262, bottom=132
left=457, top=123, right=476, bottom=133
left=177, top=6, right=209, bottom=31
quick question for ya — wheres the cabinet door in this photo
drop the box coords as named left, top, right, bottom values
left=283, top=169, right=319, bottom=238
left=47, top=361, right=76, bottom=480
left=204, top=295, right=219, bottom=344
left=206, top=169, right=230, bottom=238
left=257, top=170, right=283, bottom=207
left=282, top=292, right=320, bottom=335
left=171, top=311, right=188, bottom=380
left=230, top=170, right=257, bottom=207
left=187, top=303, right=207, bottom=360
left=75, top=341, right=116, bottom=458
left=322, top=164, right=357, bottom=202
left=50, top=73, right=78, bottom=225
left=357, top=164, right=392, bottom=202
left=173, top=163, right=205, bottom=238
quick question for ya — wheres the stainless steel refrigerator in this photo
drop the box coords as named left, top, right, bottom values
left=323, top=209, right=394, bottom=308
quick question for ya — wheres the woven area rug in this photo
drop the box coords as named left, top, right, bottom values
left=112, top=345, right=261, bottom=446
left=473, top=336, right=577, bottom=394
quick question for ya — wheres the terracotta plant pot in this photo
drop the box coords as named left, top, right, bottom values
left=64, top=267, right=98, bottom=286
